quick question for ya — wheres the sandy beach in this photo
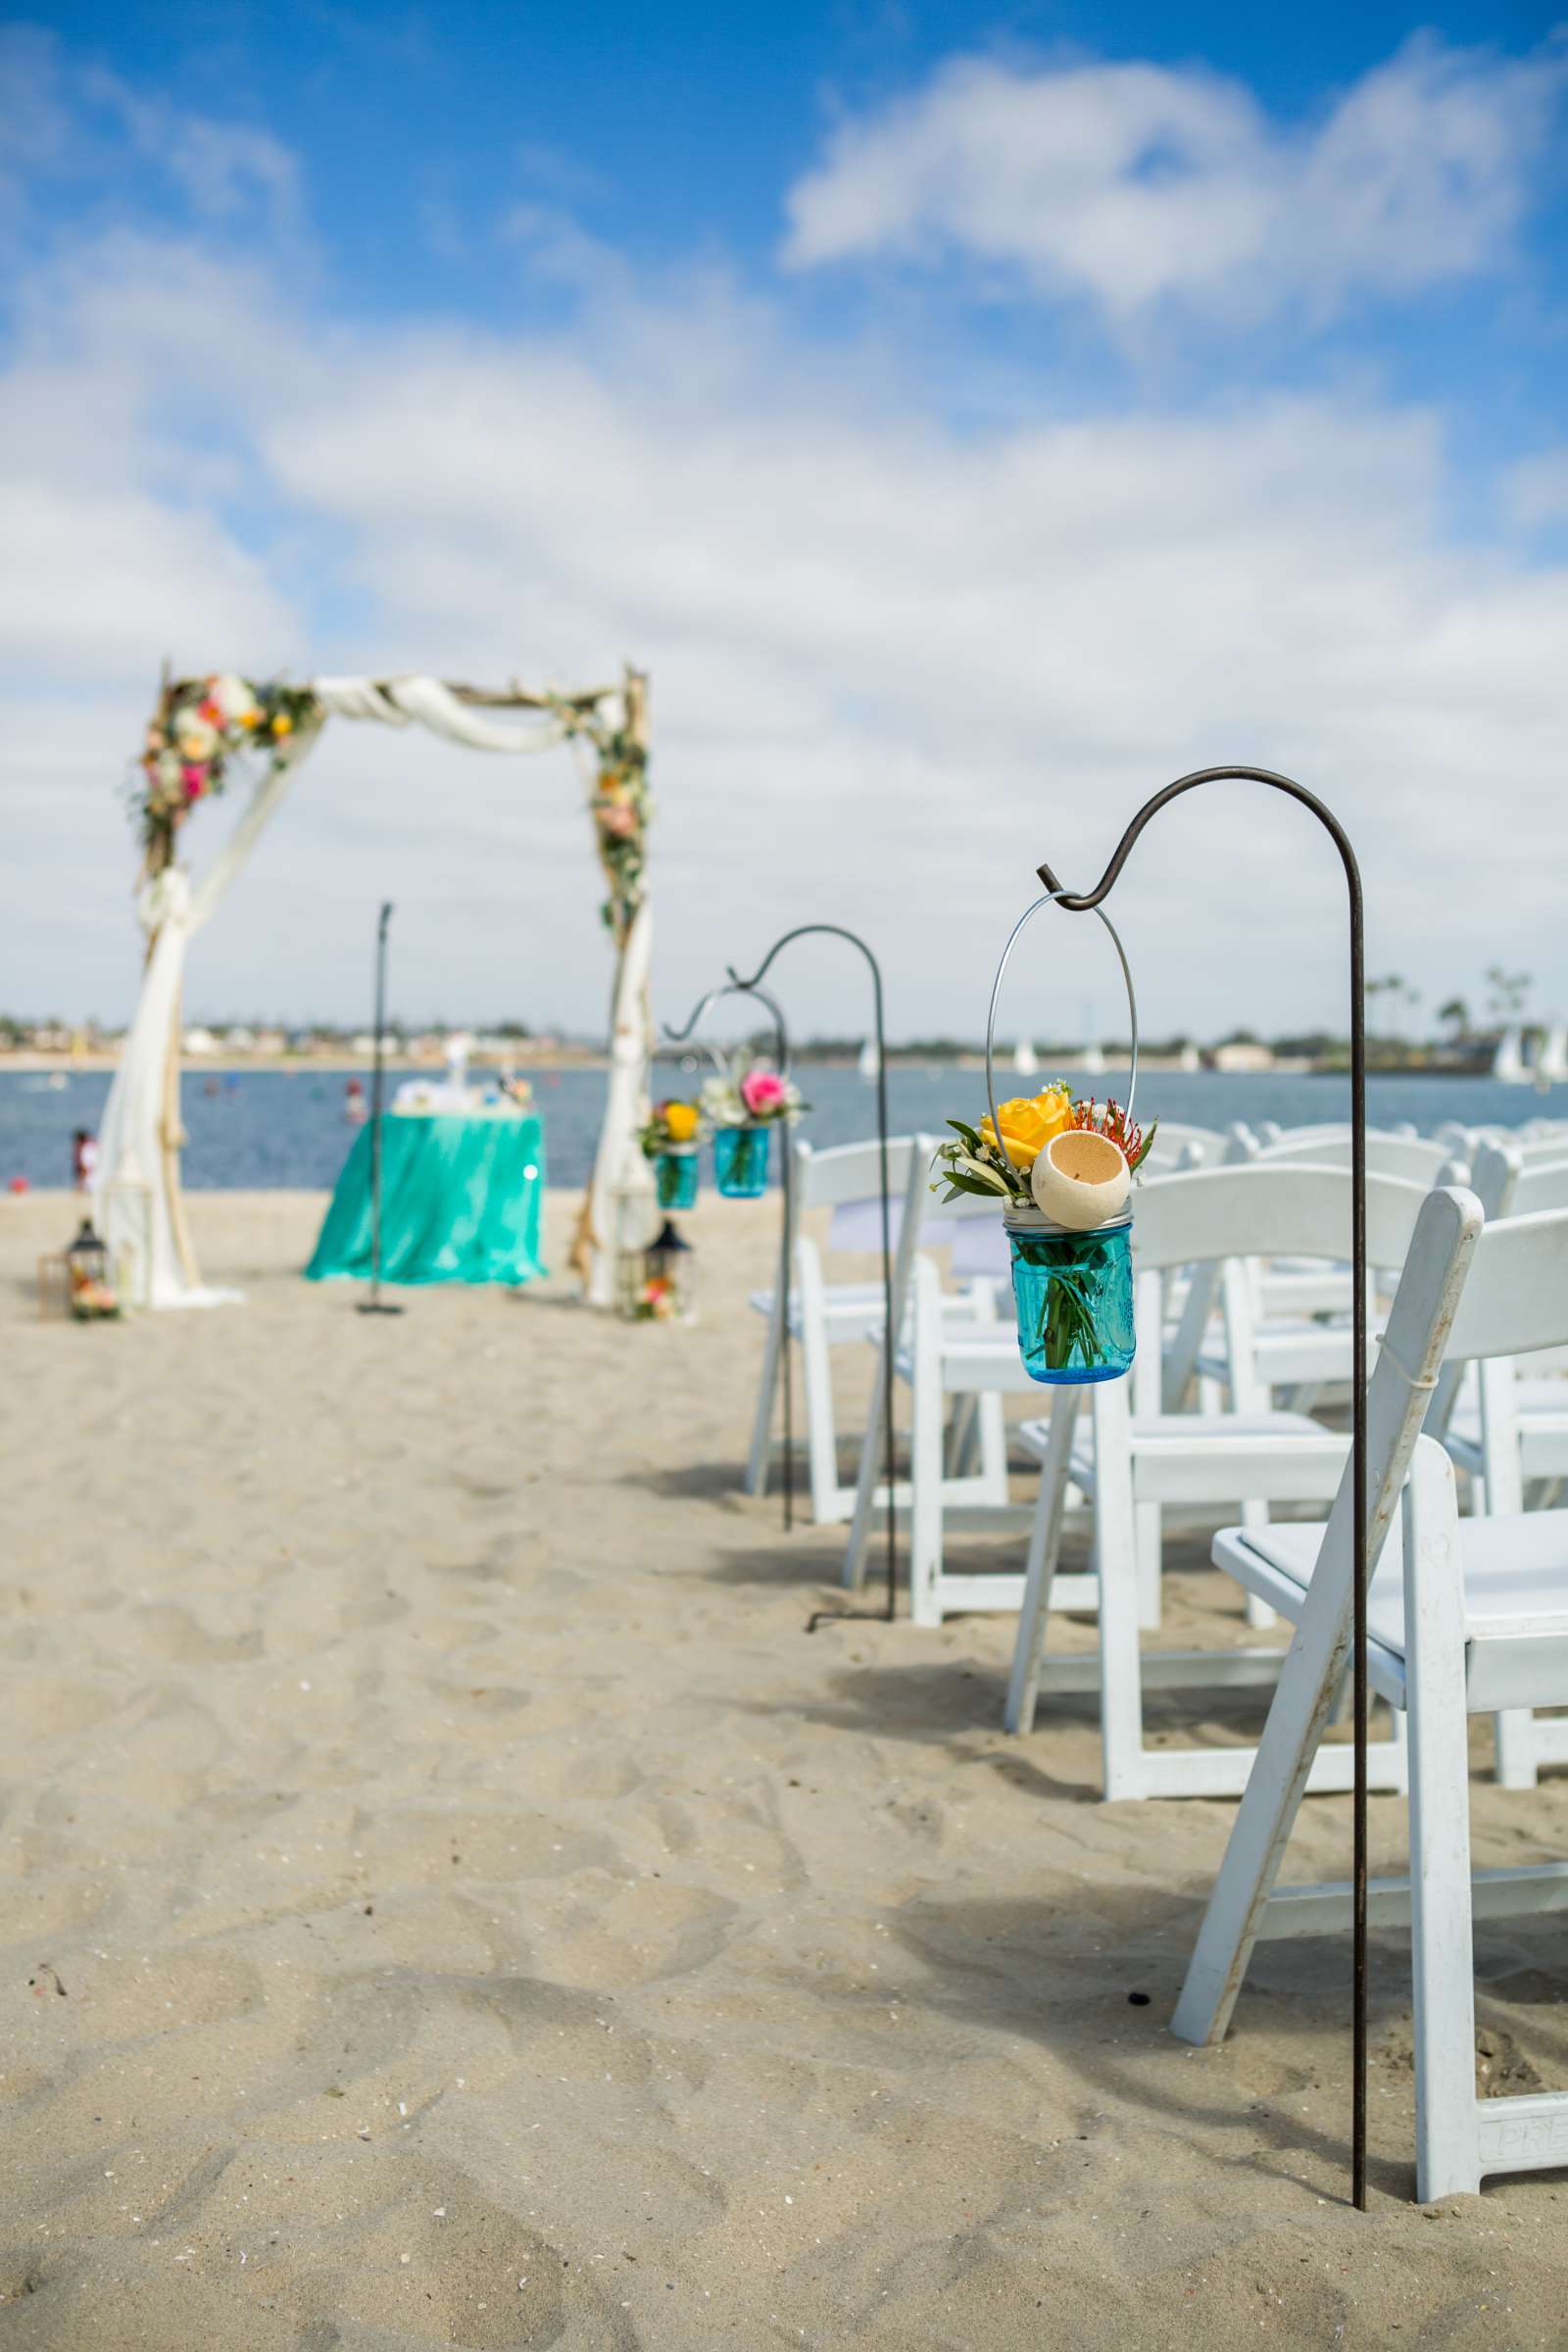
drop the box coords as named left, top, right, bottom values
left=5, top=1188, right=1568, bottom=2349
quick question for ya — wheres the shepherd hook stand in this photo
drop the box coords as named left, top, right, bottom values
left=663, top=981, right=796, bottom=1533
left=1037, top=763, right=1369, bottom=2211
left=358, top=900, right=404, bottom=1318
left=725, top=927, right=899, bottom=1630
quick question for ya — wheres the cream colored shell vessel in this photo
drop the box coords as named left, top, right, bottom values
left=1029, top=1127, right=1131, bottom=1230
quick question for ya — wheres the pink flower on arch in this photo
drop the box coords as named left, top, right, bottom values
left=741, top=1068, right=786, bottom=1118
left=182, top=764, right=209, bottom=801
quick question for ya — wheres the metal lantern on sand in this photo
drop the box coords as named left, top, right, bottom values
left=65, top=1217, right=120, bottom=1321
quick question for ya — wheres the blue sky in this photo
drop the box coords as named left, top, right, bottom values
left=5, top=4, right=1568, bottom=1034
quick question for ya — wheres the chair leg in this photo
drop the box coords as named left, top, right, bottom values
left=1135, top=1501, right=1162, bottom=1631
left=797, top=1275, right=841, bottom=1528
left=1171, top=1526, right=1359, bottom=2045
left=1493, top=1709, right=1540, bottom=1791
left=1404, top=1444, right=1482, bottom=2201
left=1004, top=1391, right=1081, bottom=1735
left=842, top=1339, right=890, bottom=1592
left=744, top=1286, right=785, bottom=1498
left=1093, top=1383, right=1147, bottom=1801
left=908, top=1346, right=946, bottom=1628
left=1239, top=1500, right=1278, bottom=1630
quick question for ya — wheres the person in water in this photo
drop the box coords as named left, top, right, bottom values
left=345, top=1078, right=368, bottom=1124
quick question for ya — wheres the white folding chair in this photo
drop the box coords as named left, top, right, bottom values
left=1433, top=1146, right=1568, bottom=1788
left=746, top=1136, right=930, bottom=1525
left=1173, top=1188, right=1568, bottom=2202
left=1004, top=1163, right=1430, bottom=1799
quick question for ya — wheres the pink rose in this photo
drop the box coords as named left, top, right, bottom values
left=741, top=1068, right=786, bottom=1117
left=600, top=804, right=637, bottom=839
left=182, top=765, right=209, bottom=801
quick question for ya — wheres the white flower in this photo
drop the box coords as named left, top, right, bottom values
left=173, top=712, right=218, bottom=760
left=154, top=750, right=183, bottom=788
left=207, top=672, right=258, bottom=725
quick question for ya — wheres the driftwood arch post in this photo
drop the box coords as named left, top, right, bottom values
left=98, top=662, right=653, bottom=1310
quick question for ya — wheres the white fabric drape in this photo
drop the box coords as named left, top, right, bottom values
left=584, top=900, right=654, bottom=1307
left=98, top=676, right=647, bottom=1311
left=95, top=728, right=319, bottom=1307
left=313, top=674, right=617, bottom=754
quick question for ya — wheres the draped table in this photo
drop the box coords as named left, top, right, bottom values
left=305, top=1109, right=546, bottom=1288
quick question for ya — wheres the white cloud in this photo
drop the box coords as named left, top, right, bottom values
left=782, top=35, right=1567, bottom=325
left=4, top=44, right=1568, bottom=1040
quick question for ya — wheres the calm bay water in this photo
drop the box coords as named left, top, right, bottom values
left=3, top=1064, right=1565, bottom=1195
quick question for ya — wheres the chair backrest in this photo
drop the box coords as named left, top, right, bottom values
left=1131, top=1162, right=1430, bottom=1276
left=797, top=1135, right=926, bottom=1213
left=1250, top=1131, right=1457, bottom=1186
left=1446, top=1203, right=1568, bottom=1366
left=1318, top=1192, right=1568, bottom=1615
left=1143, top=1121, right=1226, bottom=1169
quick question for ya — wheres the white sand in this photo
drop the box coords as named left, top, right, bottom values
left=4, top=1188, right=1568, bottom=2348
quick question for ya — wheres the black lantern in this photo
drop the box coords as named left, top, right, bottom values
left=66, top=1217, right=118, bottom=1320
left=641, top=1217, right=695, bottom=1322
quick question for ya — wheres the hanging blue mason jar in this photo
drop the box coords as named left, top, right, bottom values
left=655, top=1146, right=700, bottom=1209
left=1004, top=1206, right=1135, bottom=1384
left=713, top=1122, right=770, bottom=1198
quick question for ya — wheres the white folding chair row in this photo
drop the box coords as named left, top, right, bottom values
left=1170, top=1130, right=1464, bottom=1411
left=1004, top=1163, right=1430, bottom=1800
left=1174, top=1187, right=1568, bottom=2202
left=1431, top=1145, right=1568, bottom=1788
left=746, top=1136, right=1000, bottom=1526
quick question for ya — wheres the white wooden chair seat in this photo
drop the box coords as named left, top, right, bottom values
left=1215, top=1513, right=1568, bottom=1709
left=1025, top=1407, right=1346, bottom=1505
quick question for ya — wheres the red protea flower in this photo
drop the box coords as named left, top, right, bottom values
left=1068, top=1095, right=1144, bottom=1166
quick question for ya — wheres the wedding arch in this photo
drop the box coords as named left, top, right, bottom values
left=97, top=662, right=653, bottom=1310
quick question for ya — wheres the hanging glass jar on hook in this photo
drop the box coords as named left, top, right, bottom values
left=931, top=895, right=1155, bottom=1384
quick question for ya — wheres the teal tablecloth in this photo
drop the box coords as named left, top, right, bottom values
left=305, top=1112, right=546, bottom=1287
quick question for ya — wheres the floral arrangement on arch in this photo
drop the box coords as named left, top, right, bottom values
left=932, top=1084, right=1155, bottom=1205
left=581, top=710, right=649, bottom=946
left=639, top=1099, right=704, bottom=1156
left=132, top=673, right=320, bottom=871
left=702, top=1064, right=808, bottom=1130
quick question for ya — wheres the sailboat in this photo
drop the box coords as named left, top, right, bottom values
left=1012, top=1038, right=1039, bottom=1078
left=1178, top=1042, right=1200, bottom=1073
left=1493, top=1028, right=1530, bottom=1086
left=1079, top=1039, right=1106, bottom=1076
left=857, top=1037, right=880, bottom=1084
left=1537, top=1026, right=1568, bottom=1089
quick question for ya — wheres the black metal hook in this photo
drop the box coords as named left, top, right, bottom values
left=727, top=926, right=899, bottom=1631
left=1040, top=762, right=1368, bottom=2213
left=662, top=977, right=796, bottom=1533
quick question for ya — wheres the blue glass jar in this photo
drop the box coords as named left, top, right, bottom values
left=1004, top=1209, right=1135, bottom=1384
left=713, top=1122, right=770, bottom=1198
left=654, top=1147, right=700, bottom=1209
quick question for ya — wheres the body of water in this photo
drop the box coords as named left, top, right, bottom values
left=4, top=1063, right=1566, bottom=1195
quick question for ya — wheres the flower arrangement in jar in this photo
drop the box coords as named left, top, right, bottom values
left=932, top=1087, right=1156, bottom=1383
left=640, top=1098, right=705, bottom=1208
left=701, top=1065, right=808, bottom=1199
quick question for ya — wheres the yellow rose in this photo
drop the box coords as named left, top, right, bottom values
left=271, top=711, right=294, bottom=737
left=978, top=1088, right=1071, bottom=1169
left=663, top=1101, right=700, bottom=1143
